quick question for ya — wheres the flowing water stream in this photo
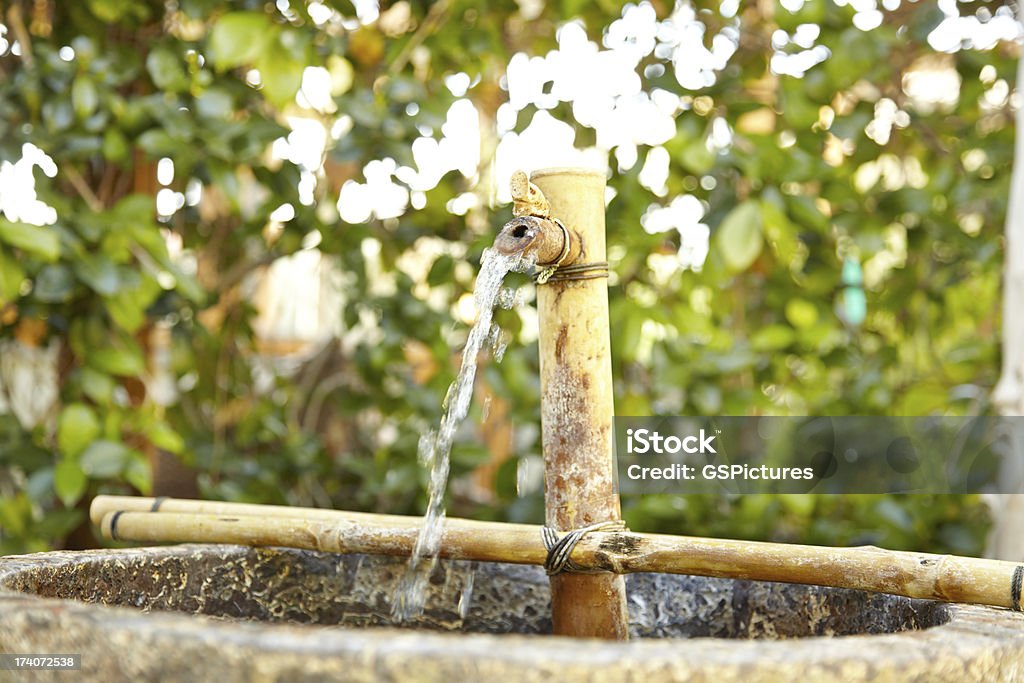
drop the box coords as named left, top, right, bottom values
left=392, top=247, right=531, bottom=621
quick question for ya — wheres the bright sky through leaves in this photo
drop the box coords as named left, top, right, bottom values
left=0, top=0, right=1019, bottom=274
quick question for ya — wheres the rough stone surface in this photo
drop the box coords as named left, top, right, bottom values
left=1, top=544, right=1023, bottom=682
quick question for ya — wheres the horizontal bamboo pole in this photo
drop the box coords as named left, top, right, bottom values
left=92, top=496, right=1024, bottom=611
left=101, top=510, right=545, bottom=565
left=90, top=495, right=538, bottom=534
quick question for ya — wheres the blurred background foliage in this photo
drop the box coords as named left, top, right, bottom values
left=0, top=0, right=1014, bottom=555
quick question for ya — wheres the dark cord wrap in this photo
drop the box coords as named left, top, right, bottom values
left=108, top=510, right=125, bottom=541
left=535, top=261, right=609, bottom=284
left=1011, top=565, right=1023, bottom=611
left=541, top=520, right=626, bottom=575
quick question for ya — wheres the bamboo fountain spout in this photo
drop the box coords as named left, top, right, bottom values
left=496, top=168, right=629, bottom=640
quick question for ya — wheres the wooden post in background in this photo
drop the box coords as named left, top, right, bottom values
left=532, top=168, right=629, bottom=640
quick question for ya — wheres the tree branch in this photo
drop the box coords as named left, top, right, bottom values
left=6, top=2, right=35, bottom=68
left=215, top=252, right=279, bottom=295
left=387, top=0, right=451, bottom=77
left=62, top=165, right=104, bottom=213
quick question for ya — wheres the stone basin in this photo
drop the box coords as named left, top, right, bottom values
left=1, top=544, right=1023, bottom=681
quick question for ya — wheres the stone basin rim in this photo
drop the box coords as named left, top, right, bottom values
left=2, top=544, right=1024, bottom=682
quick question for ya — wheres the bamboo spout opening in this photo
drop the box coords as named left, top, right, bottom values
left=494, top=215, right=581, bottom=266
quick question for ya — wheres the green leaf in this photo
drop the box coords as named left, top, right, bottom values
left=88, top=345, right=146, bottom=377
left=80, top=440, right=133, bottom=477
left=716, top=201, right=763, bottom=273
left=168, top=265, right=206, bottom=303
left=786, top=195, right=828, bottom=231
left=799, top=322, right=843, bottom=353
left=0, top=248, right=25, bottom=303
left=111, top=194, right=158, bottom=226
left=427, top=255, right=454, bottom=286
left=149, top=422, right=185, bottom=454
left=80, top=368, right=116, bottom=405
left=137, top=130, right=178, bottom=156
left=74, top=252, right=120, bottom=295
left=326, top=55, right=354, bottom=95
left=103, top=298, right=144, bottom=333
left=125, top=457, right=152, bottom=494
left=71, top=77, right=99, bottom=119
left=102, top=129, right=130, bottom=162
left=0, top=494, right=31, bottom=535
left=146, top=47, right=189, bottom=92
left=680, top=139, right=715, bottom=175
left=54, top=459, right=88, bottom=508
left=208, top=12, right=276, bottom=70
left=750, top=325, right=796, bottom=351
left=25, top=467, right=55, bottom=502
left=58, top=403, right=101, bottom=458
left=257, top=52, right=304, bottom=108
left=42, top=100, right=73, bottom=132
left=785, top=299, right=819, bottom=329
left=0, top=219, right=60, bottom=261
left=195, top=88, right=234, bottom=119
left=779, top=84, right=818, bottom=130
left=760, top=190, right=798, bottom=263
left=105, top=274, right=160, bottom=332
left=87, top=0, right=131, bottom=22
left=33, top=264, right=75, bottom=302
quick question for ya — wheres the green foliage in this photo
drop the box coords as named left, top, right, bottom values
left=624, top=493, right=991, bottom=556
left=0, top=0, right=1010, bottom=557
left=717, top=201, right=764, bottom=273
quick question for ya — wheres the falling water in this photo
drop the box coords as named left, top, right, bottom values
left=458, top=561, right=477, bottom=620
left=392, top=247, right=531, bottom=621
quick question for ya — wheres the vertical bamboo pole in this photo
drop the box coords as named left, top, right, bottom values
left=531, top=168, right=629, bottom=640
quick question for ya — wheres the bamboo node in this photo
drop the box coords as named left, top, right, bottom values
left=542, top=520, right=627, bottom=575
